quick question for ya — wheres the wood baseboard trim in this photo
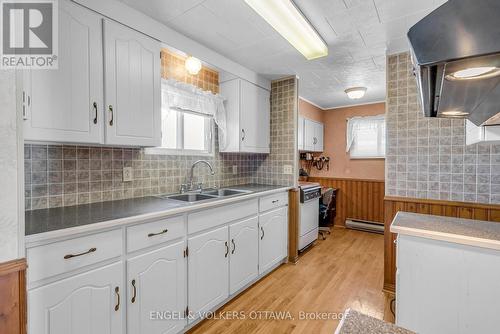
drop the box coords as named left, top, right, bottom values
left=384, top=196, right=500, bottom=211
left=309, top=176, right=385, bottom=183
left=0, top=259, right=27, bottom=276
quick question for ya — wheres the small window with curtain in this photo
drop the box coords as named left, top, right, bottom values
left=346, top=115, right=386, bottom=159
left=146, top=79, right=227, bottom=156
left=161, top=108, right=213, bottom=154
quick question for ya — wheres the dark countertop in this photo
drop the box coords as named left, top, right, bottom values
left=25, top=184, right=289, bottom=236
left=390, top=211, right=500, bottom=250
left=335, top=309, right=414, bottom=334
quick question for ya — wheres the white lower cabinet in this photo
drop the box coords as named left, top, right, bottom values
left=27, top=191, right=289, bottom=334
left=396, top=234, right=500, bottom=334
left=259, top=207, right=288, bottom=274
left=188, top=225, right=229, bottom=321
left=28, top=262, right=123, bottom=334
left=229, top=216, right=259, bottom=294
left=127, top=241, right=186, bottom=334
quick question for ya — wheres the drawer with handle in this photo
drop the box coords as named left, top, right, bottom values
left=126, top=215, right=184, bottom=253
left=27, top=229, right=122, bottom=284
left=259, top=192, right=288, bottom=212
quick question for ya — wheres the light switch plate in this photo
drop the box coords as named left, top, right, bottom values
left=123, top=167, right=133, bottom=182
left=232, top=165, right=238, bottom=175
left=283, top=165, right=292, bottom=175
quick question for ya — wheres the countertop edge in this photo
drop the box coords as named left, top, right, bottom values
left=390, top=224, right=500, bottom=251
left=25, top=186, right=293, bottom=246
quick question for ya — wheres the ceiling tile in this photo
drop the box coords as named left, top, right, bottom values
left=121, top=0, right=444, bottom=108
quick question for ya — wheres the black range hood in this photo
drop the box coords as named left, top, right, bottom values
left=408, top=0, right=500, bottom=126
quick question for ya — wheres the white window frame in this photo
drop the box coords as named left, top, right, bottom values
left=347, top=115, right=386, bottom=160
left=146, top=108, right=215, bottom=157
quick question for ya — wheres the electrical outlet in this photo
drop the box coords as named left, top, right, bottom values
left=283, top=165, right=293, bottom=175
left=232, top=165, right=238, bottom=175
left=123, top=167, right=133, bottom=182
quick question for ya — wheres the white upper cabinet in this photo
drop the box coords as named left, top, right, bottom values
left=302, top=118, right=324, bottom=152
left=22, top=0, right=161, bottom=147
left=103, top=20, right=161, bottom=147
left=229, top=216, right=259, bottom=294
left=315, top=121, right=324, bottom=152
left=127, top=242, right=186, bottom=334
left=188, top=225, right=229, bottom=321
left=220, top=78, right=270, bottom=153
left=298, top=116, right=304, bottom=150
left=23, top=0, right=103, bottom=144
left=28, top=262, right=123, bottom=334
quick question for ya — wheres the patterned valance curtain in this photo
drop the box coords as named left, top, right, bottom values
left=162, top=79, right=227, bottom=149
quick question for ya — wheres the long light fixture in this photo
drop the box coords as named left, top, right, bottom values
left=345, top=87, right=367, bottom=99
left=244, top=0, right=328, bottom=60
left=185, top=56, right=202, bottom=75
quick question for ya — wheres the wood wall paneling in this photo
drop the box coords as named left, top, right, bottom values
left=0, top=259, right=27, bottom=334
left=383, top=196, right=500, bottom=293
left=308, top=177, right=385, bottom=226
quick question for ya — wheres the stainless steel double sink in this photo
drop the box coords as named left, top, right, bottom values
left=158, top=188, right=252, bottom=203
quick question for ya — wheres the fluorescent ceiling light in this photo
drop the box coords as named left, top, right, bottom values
left=244, top=0, right=328, bottom=60
left=446, top=66, right=500, bottom=81
left=345, top=87, right=367, bottom=99
left=185, top=56, right=202, bottom=75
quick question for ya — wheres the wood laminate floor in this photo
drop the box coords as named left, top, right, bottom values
left=189, top=228, right=393, bottom=334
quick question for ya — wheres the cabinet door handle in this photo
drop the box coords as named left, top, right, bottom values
left=114, top=286, right=120, bottom=311
left=131, top=279, right=137, bottom=303
left=224, top=241, right=229, bottom=258
left=93, top=102, right=98, bottom=124
left=260, top=227, right=265, bottom=240
left=241, top=129, right=245, bottom=141
left=231, top=239, right=236, bottom=254
left=64, top=247, right=96, bottom=259
left=22, top=91, right=29, bottom=119
left=272, top=200, right=279, bottom=204
left=108, top=105, right=114, bottom=126
left=148, top=228, right=168, bottom=238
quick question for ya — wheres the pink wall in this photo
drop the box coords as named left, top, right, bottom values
left=299, top=98, right=324, bottom=123
left=299, top=100, right=386, bottom=181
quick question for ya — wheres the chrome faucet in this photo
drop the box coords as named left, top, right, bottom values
left=180, top=160, right=216, bottom=193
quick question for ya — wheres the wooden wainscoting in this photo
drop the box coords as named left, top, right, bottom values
left=308, top=177, right=385, bottom=227
left=0, top=258, right=27, bottom=334
left=384, top=196, right=500, bottom=293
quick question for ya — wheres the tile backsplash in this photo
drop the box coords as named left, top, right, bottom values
left=252, top=77, right=297, bottom=186
left=24, top=142, right=267, bottom=210
left=385, top=52, right=500, bottom=204
left=24, top=77, right=298, bottom=211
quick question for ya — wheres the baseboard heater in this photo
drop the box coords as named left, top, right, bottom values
left=345, top=219, right=384, bottom=234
